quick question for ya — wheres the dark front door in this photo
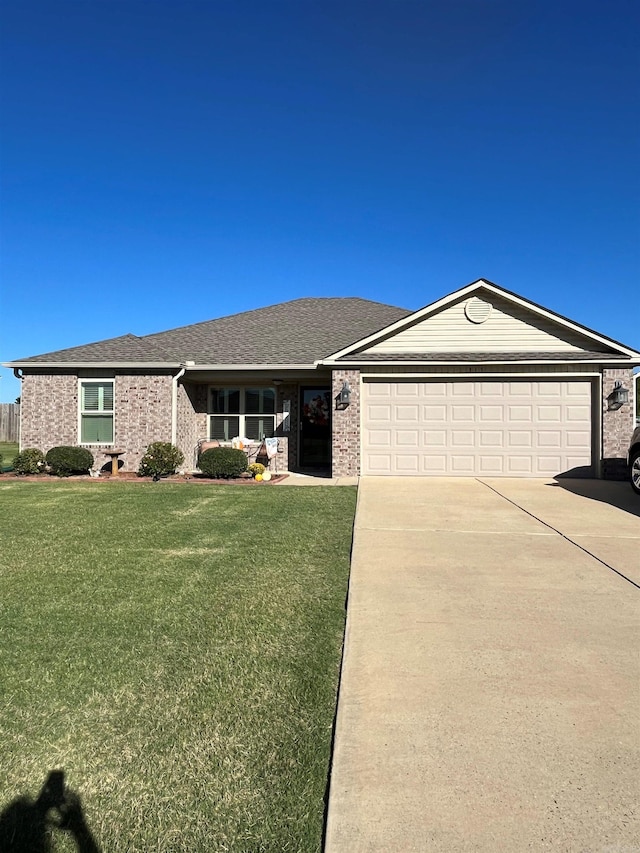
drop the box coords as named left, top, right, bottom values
left=300, top=387, right=331, bottom=467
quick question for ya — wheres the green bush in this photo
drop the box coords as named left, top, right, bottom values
left=138, top=442, right=185, bottom=477
left=45, top=446, right=94, bottom=477
left=198, top=447, right=248, bottom=479
left=13, top=448, right=46, bottom=475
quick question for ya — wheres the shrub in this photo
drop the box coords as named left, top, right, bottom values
left=248, top=462, right=265, bottom=478
left=45, top=446, right=94, bottom=477
left=138, top=442, right=185, bottom=477
left=13, top=448, right=46, bottom=475
left=198, top=447, right=248, bottom=479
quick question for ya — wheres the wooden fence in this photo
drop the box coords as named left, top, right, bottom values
left=0, top=403, right=20, bottom=442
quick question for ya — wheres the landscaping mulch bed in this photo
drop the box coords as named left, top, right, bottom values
left=0, top=472, right=288, bottom=484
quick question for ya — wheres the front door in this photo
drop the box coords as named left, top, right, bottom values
left=300, top=387, right=331, bottom=467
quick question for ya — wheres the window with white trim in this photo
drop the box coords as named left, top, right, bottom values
left=209, top=387, right=275, bottom=441
left=79, top=380, right=114, bottom=443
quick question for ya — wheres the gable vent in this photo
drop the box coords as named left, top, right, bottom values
left=465, top=297, right=492, bottom=324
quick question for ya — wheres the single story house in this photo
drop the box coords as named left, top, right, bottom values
left=5, top=279, right=639, bottom=479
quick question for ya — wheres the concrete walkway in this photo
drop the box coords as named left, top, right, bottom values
left=274, top=471, right=359, bottom=486
left=325, top=478, right=640, bottom=852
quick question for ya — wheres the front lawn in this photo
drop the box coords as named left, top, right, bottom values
left=0, top=482, right=356, bottom=852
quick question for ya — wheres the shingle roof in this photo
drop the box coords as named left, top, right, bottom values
left=9, top=298, right=411, bottom=365
left=11, top=333, right=176, bottom=364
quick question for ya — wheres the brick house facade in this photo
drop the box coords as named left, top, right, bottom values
left=8, top=281, right=639, bottom=479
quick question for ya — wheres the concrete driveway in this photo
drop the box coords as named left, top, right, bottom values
left=325, top=478, right=640, bottom=852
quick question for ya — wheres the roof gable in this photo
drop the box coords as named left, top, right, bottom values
left=325, top=280, right=640, bottom=361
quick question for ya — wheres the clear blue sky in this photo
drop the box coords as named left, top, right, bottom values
left=1, top=0, right=638, bottom=401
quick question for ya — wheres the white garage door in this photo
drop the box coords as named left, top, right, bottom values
left=362, top=379, right=593, bottom=477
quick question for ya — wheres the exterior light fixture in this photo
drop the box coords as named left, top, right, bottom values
left=335, top=381, right=351, bottom=410
left=608, top=380, right=629, bottom=411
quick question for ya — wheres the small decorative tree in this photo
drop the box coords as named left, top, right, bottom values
left=138, top=442, right=185, bottom=478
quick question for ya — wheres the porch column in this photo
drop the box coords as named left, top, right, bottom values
left=601, top=367, right=635, bottom=479
left=332, top=369, right=361, bottom=478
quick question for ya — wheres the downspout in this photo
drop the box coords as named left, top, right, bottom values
left=13, top=369, right=23, bottom=449
left=171, top=365, right=187, bottom=446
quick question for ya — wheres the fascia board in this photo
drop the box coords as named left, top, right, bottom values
left=184, top=364, right=318, bottom=371
left=5, top=361, right=321, bottom=371
left=325, top=356, right=640, bottom=367
left=4, top=361, right=182, bottom=369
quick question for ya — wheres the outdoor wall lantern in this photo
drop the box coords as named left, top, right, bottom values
left=335, top=381, right=351, bottom=410
left=608, top=380, right=629, bottom=411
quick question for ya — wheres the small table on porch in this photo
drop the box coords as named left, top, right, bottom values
left=103, top=449, right=125, bottom=478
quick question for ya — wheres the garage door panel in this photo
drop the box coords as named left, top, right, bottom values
left=508, top=405, right=533, bottom=421
left=479, top=405, right=503, bottom=422
left=507, top=431, right=532, bottom=448
left=451, top=455, right=475, bottom=473
left=478, top=456, right=504, bottom=474
left=452, top=405, right=475, bottom=421
left=368, top=429, right=392, bottom=447
left=424, top=430, right=446, bottom=447
left=536, top=430, right=562, bottom=448
left=367, top=404, right=392, bottom=421
left=362, top=379, right=593, bottom=477
left=396, top=430, right=419, bottom=447
left=479, top=431, right=504, bottom=447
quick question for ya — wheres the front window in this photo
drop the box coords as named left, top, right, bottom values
left=80, top=381, right=114, bottom=443
left=209, top=387, right=275, bottom=441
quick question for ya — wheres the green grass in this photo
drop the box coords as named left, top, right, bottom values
left=0, top=441, right=18, bottom=471
left=0, top=482, right=357, bottom=852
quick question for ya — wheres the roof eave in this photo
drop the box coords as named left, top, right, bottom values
left=322, top=356, right=640, bottom=366
left=4, top=361, right=181, bottom=369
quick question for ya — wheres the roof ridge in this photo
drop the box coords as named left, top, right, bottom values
left=142, top=296, right=408, bottom=341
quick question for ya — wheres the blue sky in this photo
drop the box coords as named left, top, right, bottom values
left=1, top=0, right=638, bottom=401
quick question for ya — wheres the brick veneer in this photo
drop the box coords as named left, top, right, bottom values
left=176, top=383, right=208, bottom=469
left=20, top=372, right=174, bottom=472
left=601, top=367, right=635, bottom=479
left=21, top=374, right=78, bottom=449
left=19, top=366, right=636, bottom=480
left=331, top=369, right=360, bottom=477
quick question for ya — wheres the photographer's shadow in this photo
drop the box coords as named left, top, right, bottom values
left=0, top=771, right=100, bottom=853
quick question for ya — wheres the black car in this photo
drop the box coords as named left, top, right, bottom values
left=629, top=426, right=640, bottom=495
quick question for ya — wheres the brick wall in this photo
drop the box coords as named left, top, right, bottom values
left=176, top=383, right=208, bottom=469
left=20, top=372, right=174, bottom=472
left=602, top=367, right=635, bottom=479
left=331, top=369, right=360, bottom=477
left=21, top=374, right=78, bottom=450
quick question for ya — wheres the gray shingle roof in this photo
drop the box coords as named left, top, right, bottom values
left=9, top=298, right=411, bottom=365
left=11, top=333, right=176, bottom=364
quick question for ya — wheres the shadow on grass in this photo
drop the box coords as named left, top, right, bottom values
left=0, top=771, right=101, bottom=853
